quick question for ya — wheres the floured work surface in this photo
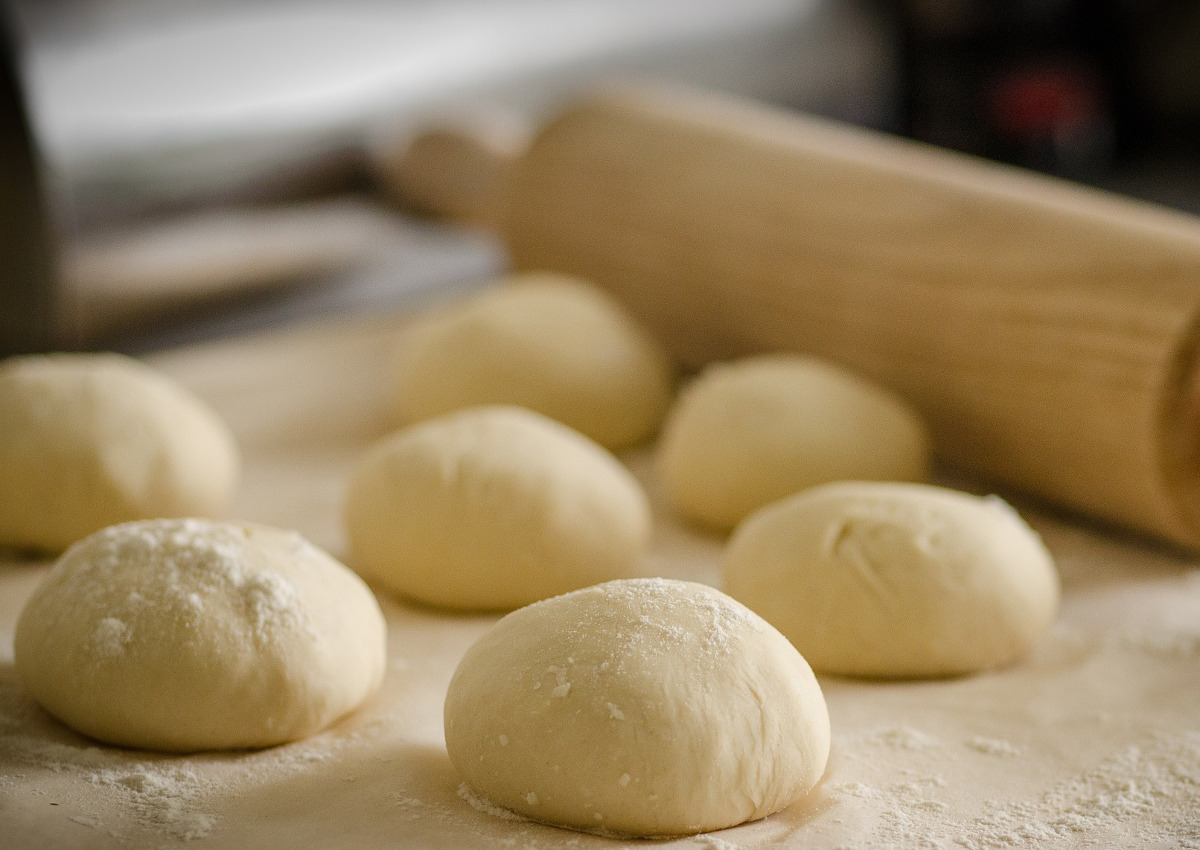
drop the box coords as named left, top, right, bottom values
left=2, top=313, right=1199, bottom=849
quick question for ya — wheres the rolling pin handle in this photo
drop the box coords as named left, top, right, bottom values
left=374, top=111, right=528, bottom=232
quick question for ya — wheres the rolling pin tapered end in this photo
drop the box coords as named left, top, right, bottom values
left=375, top=111, right=528, bottom=232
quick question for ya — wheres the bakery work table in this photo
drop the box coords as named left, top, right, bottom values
left=2, top=309, right=1198, bottom=849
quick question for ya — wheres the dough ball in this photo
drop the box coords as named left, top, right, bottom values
left=0, top=353, right=240, bottom=553
left=444, top=578, right=829, bottom=837
left=392, top=272, right=673, bottom=449
left=14, top=518, right=387, bottom=752
left=343, top=405, right=651, bottom=610
left=658, top=354, right=930, bottom=531
left=723, top=482, right=1060, bottom=678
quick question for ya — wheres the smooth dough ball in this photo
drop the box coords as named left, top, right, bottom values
left=723, top=482, right=1060, bottom=678
left=0, top=353, right=240, bottom=553
left=658, top=354, right=929, bottom=531
left=444, top=578, right=829, bottom=837
left=392, top=272, right=674, bottom=449
left=343, top=405, right=651, bottom=610
left=14, top=518, right=387, bottom=752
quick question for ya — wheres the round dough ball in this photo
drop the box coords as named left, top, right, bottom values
left=14, top=518, right=387, bottom=752
left=0, top=353, right=240, bottom=553
left=343, top=405, right=651, bottom=610
left=723, top=482, right=1060, bottom=678
left=444, top=578, right=829, bottom=837
left=658, top=354, right=930, bottom=531
left=392, top=272, right=673, bottom=449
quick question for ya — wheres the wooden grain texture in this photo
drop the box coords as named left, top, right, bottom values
left=481, top=85, right=1200, bottom=549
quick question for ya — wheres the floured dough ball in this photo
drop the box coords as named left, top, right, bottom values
left=392, top=272, right=673, bottom=449
left=0, top=353, right=240, bottom=553
left=724, top=482, right=1059, bottom=678
left=445, top=578, right=829, bottom=837
left=344, top=405, right=650, bottom=610
left=14, top=518, right=387, bottom=752
left=658, top=354, right=929, bottom=531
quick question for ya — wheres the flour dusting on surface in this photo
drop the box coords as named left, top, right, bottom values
left=827, top=729, right=1200, bottom=849
left=457, top=783, right=528, bottom=822
left=966, top=736, right=1021, bottom=757
left=959, top=732, right=1200, bottom=849
left=848, top=725, right=942, bottom=751
left=0, top=668, right=394, bottom=843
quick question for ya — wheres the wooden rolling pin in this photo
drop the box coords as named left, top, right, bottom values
left=383, top=84, right=1200, bottom=550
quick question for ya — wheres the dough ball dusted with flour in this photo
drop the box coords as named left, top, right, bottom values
left=14, top=519, right=386, bottom=752
left=344, top=405, right=651, bottom=610
left=392, top=272, right=674, bottom=449
left=444, top=578, right=829, bottom=837
left=724, top=482, right=1060, bottom=678
left=658, top=354, right=929, bottom=531
left=0, top=353, right=239, bottom=553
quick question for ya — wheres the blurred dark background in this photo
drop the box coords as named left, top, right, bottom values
left=889, top=0, right=1200, bottom=210
left=2, top=0, right=1199, bottom=354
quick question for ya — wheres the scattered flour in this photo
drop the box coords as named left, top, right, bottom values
left=546, top=664, right=573, bottom=698
left=849, top=725, right=942, bottom=751
left=393, top=789, right=600, bottom=850
left=89, top=766, right=216, bottom=840
left=391, top=795, right=429, bottom=821
left=1110, top=628, right=1200, bottom=657
left=829, top=771, right=952, bottom=848
left=88, top=617, right=131, bottom=658
left=828, top=730, right=1200, bottom=849
left=694, top=837, right=741, bottom=850
left=959, top=731, right=1200, bottom=849
left=0, top=670, right=390, bottom=843
left=52, top=519, right=310, bottom=654
left=456, top=783, right=528, bottom=823
left=0, top=715, right=222, bottom=844
left=965, top=737, right=1021, bottom=757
